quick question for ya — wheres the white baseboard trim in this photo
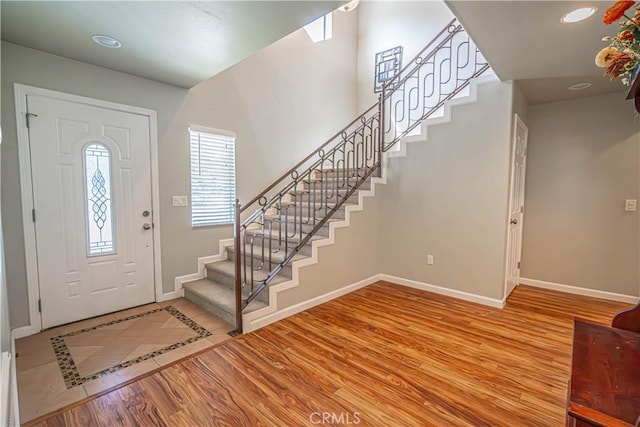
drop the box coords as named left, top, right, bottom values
left=172, top=272, right=199, bottom=294
left=243, top=274, right=381, bottom=333
left=380, top=274, right=506, bottom=309
left=156, top=289, right=184, bottom=302
left=11, top=324, right=39, bottom=340
left=245, top=272, right=506, bottom=333
left=519, top=278, right=639, bottom=304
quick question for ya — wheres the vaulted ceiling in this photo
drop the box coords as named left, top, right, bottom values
left=446, top=0, right=629, bottom=104
left=1, top=1, right=344, bottom=88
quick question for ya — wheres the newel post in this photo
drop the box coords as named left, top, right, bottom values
left=232, top=199, right=243, bottom=335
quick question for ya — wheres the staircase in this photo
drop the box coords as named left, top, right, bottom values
left=183, top=172, right=374, bottom=327
left=183, top=18, right=494, bottom=333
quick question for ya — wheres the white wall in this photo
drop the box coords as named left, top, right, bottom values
left=377, top=81, right=513, bottom=301
left=512, top=81, right=529, bottom=122
left=521, top=93, right=640, bottom=297
left=356, top=1, right=455, bottom=113
left=0, top=10, right=358, bottom=329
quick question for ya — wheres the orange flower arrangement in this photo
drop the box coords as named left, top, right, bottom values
left=596, top=1, right=640, bottom=85
left=605, top=51, right=636, bottom=78
left=603, top=1, right=636, bottom=24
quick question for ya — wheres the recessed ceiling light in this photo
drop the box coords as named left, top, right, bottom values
left=568, top=82, right=592, bottom=91
left=92, top=35, right=122, bottom=48
left=338, top=0, right=360, bottom=12
left=561, top=7, right=598, bottom=23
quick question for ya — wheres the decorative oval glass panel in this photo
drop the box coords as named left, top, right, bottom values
left=83, top=143, right=116, bottom=256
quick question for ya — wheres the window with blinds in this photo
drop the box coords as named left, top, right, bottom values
left=189, top=127, right=236, bottom=227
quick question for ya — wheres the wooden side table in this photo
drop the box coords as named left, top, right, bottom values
left=567, top=319, right=640, bottom=426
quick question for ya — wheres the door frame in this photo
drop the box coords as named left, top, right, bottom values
left=503, top=113, right=528, bottom=302
left=13, top=84, right=163, bottom=338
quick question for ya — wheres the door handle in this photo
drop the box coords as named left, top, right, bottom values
left=510, top=219, right=518, bottom=225
left=143, top=223, right=152, bottom=230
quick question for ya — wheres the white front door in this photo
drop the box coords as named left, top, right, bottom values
left=505, top=114, right=528, bottom=298
left=27, top=94, right=156, bottom=329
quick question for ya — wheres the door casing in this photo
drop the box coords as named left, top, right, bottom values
left=13, top=84, right=164, bottom=338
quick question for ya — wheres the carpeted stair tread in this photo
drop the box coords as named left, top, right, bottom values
left=184, top=279, right=267, bottom=316
left=205, top=259, right=291, bottom=286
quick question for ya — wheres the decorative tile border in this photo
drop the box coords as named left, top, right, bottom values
left=51, top=306, right=212, bottom=389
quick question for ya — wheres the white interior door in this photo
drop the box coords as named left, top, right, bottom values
left=27, top=94, right=156, bottom=329
left=505, top=114, right=528, bottom=298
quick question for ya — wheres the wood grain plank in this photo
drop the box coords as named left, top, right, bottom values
left=33, top=282, right=632, bottom=427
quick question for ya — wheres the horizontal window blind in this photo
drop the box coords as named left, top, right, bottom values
left=189, top=128, right=236, bottom=227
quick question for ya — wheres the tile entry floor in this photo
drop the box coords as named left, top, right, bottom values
left=16, top=298, right=233, bottom=423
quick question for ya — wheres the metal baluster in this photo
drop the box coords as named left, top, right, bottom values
left=268, top=218, right=272, bottom=274
left=328, top=151, right=336, bottom=200
left=288, top=196, right=295, bottom=240
left=249, top=236, right=255, bottom=294
left=379, top=88, right=385, bottom=152
left=312, top=173, right=317, bottom=226
left=298, top=178, right=303, bottom=242
left=357, top=133, right=362, bottom=177
left=284, top=205, right=289, bottom=255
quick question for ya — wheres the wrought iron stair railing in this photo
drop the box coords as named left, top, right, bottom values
left=232, top=18, right=490, bottom=333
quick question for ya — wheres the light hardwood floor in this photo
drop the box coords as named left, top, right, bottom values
left=29, top=282, right=632, bottom=426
